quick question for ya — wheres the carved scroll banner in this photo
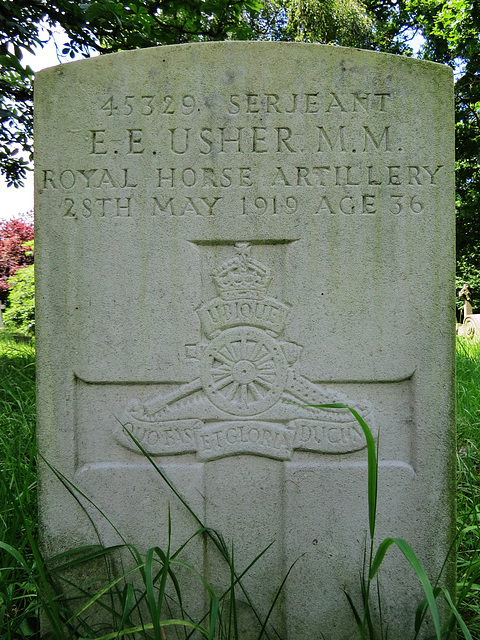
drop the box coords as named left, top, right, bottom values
left=36, top=43, right=455, bottom=639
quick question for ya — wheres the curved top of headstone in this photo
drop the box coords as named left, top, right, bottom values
left=41, top=39, right=452, bottom=71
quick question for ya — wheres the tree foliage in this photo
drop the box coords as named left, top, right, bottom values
left=0, top=0, right=39, bottom=186
left=250, top=0, right=421, bottom=51
left=251, top=0, right=375, bottom=46
left=0, top=218, right=34, bottom=299
left=405, top=0, right=480, bottom=309
left=0, top=0, right=262, bottom=188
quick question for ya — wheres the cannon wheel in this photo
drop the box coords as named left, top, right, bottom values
left=201, top=327, right=288, bottom=416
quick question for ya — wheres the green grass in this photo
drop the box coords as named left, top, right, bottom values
left=1, top=331, right=480, bottom=638
left=0, top=330, right=37, bottom=637
left=456, top=338, right=480, bottom=637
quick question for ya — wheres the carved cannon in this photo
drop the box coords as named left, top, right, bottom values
left=118, top=243, right=376, bottom=461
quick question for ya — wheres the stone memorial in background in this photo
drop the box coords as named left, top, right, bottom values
left=36, top=43, right=455, bottom=638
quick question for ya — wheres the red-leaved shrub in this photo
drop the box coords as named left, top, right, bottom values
left=0, top=217, right=34, bottom=299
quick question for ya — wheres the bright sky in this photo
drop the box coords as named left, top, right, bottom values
left=0, top=30, right=96, bottom=221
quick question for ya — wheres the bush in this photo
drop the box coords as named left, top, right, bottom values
left=3, top=264, right=35, bottom=335
left=0, top=217, right=34, bottom=298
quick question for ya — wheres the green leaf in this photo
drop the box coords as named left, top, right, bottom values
left=67, top=564, right=142, bottom=624
left=438, top=586, right=473, bottom=640
left=370, top=538, right=442, bottom=639
left=243, top=0, right=262, bottom=12
left=88, top=618, right=212, bottom=640
left=0, top=542, right=29, bottom=572
left=304, top=403, right=377, bottom=539
left=118, top=582, right=135, bottom=630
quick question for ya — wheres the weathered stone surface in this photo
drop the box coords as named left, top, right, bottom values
left=35, top=42, right=455, bottom=638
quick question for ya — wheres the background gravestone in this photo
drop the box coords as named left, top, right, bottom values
left=35, top=42, right=455, bottom=638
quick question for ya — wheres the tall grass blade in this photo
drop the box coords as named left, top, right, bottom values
left=40, top=456, right=128, bottom=550
left=118, top=582, right=135, bottom=631
left=47, top=544, right=124, bottom=573
left=438, top=586, right=473, bottom=640
left=370, top=538, right=441, bottom=639
left=257, top=556, right=302, bottom=640
left=145, top=547, right=163, bottom=640
left=227, top=543, right=238, bottom=640
left=208, top=592, right=219, bottom=640
left=343, top=589, right=362, bottom=627
left=86, top=618, right=213, bottom=640
left=120, top=422, right=281, bottom=640
left=66, top=565, right=141, bottom=624
left=307, top=403, right=377, bottom=539
left=0, top=464, right=67, bottom=639
left=0, top=541, right=31, bottom=571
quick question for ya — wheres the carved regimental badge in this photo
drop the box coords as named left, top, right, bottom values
left=116, top=243, right=375, bottom=461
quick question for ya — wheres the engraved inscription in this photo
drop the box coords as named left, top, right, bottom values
left=36, top=68, right=450, bottom=227
left=97, top=91, right=393, bottom=118
left=37, top=82, right=446, bottom=222
left=83, top=125, right=404, bottom=157
left=42, top=162, right=443, bottom=220
left=115, top=243, right=376, bottom=460
left=100, top=94, right=198, bottom=117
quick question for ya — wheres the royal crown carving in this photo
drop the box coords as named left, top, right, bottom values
left=213, top=243, right=272, bottom=301
left=198, top=244, right=289, bottom=338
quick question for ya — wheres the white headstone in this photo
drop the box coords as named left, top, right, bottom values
left=36, top=42, right=455, bottom=638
